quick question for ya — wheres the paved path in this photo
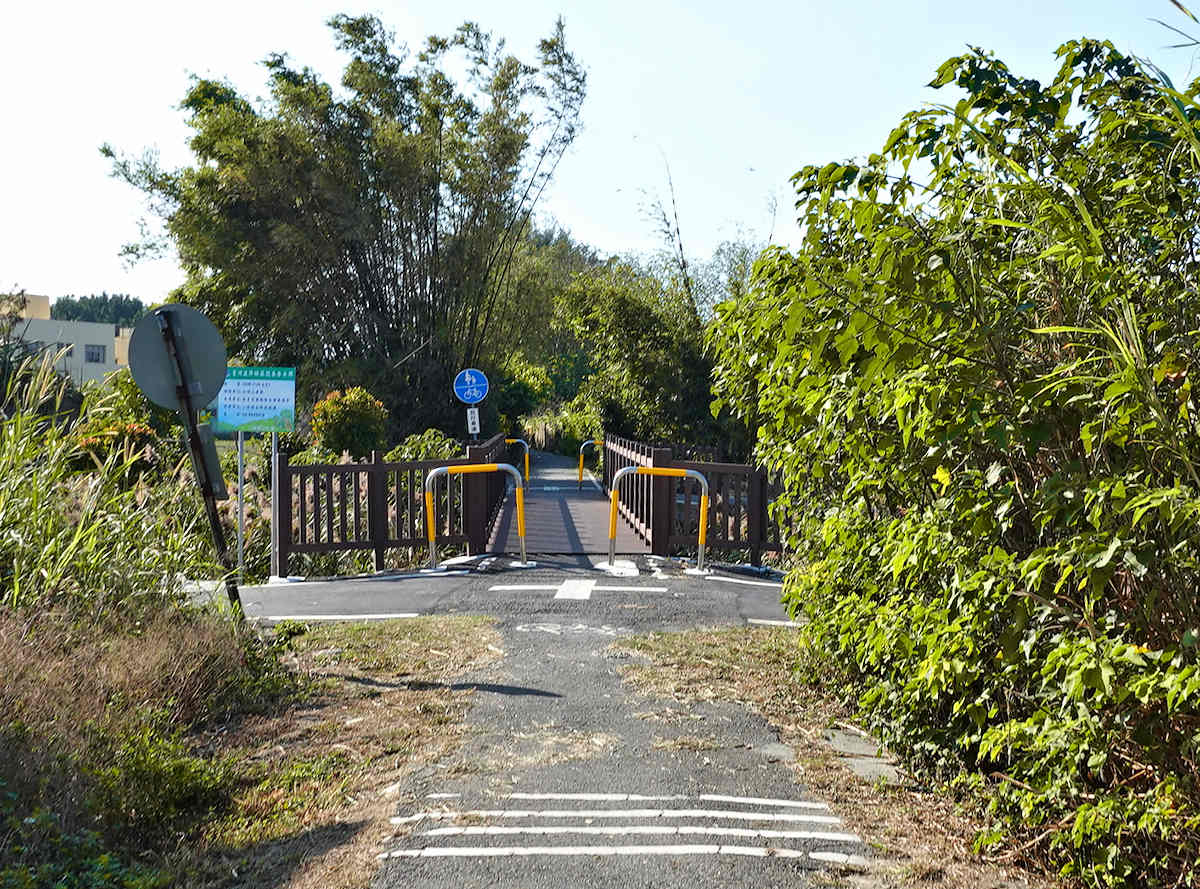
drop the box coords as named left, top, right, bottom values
left=490, top=450, right=647, bottom=555
left=237, top=557, right=867, bottom=887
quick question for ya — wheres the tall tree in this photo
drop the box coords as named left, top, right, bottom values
left=106, top=15, right=585, bottom=432
left=51, top=292, right=146, bottom=326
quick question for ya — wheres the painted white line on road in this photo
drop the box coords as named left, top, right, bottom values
left=505, top=792, right=826, bottom=810
left=748, top=619, right=804, bottom=629
left=426, top=793, right=460, bottom=799
left=390, top=808, right=841, bottom=826
left=555, top=579, right=596, bottom=600
left=420, top=825, right=861, bottom=842
left=262, top=613, right=419, bottom=621
left=707, top=575, right=782, bottom=588
left=380, top=843, right=817, bottom=860
left=698, top=794, right=827, bottom=810
left=593, top=585, right=667, bottom=593
left=509, top=792, right=682, bottom=802
left=489, top=585, right=559, bottom=591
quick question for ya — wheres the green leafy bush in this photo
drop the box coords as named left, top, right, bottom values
left=710, top=40, right=1200, bottom=886
left=384, top=428, right=462, bottom=463
left=0, top=782, right=168, bottom=889
left=310, top=387, right=388, bottom=459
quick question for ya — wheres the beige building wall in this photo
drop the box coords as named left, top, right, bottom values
left=5, top=294, right=135, bottom=387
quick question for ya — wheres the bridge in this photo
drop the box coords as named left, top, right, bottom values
left=270, top=432, right=779, bottom=575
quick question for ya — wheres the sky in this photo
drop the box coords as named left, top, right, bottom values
left=2, top=0, right=1197, bottom=304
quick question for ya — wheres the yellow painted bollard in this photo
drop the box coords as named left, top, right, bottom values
left=425, top=489, right=438, bottom=569
left=608, top=486, right=620, bottom=566
left=424, top=462, right=527, bottom=569
left=607, top=464, right=710, bottom=570
left=578, top=439, right=598, bottom=490
left=505, top=438, right=531, bottom=482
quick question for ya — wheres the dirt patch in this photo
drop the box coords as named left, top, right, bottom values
left=614, top=626, right=1061, bottom=889
left=482, top=724, right=620, bottom=770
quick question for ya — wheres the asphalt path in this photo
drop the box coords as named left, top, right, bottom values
left=240, top=557, right=865, bottom=887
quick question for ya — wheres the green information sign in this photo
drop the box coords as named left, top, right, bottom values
left=213, top=367, right=295, bottom=434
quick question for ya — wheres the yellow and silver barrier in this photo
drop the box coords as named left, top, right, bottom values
left=607, top=465, right=709, bottom=571
left=505, top=438, right=531, bottom=481
left=578, top=439, right=599, bottom=490
left=424, top=463, right=527, bottom=568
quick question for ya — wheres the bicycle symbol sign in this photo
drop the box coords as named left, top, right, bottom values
left=453, top=368, right=489, bottom=404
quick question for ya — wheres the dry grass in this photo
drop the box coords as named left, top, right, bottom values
left=179, top=615, right=503, bottom=889
left=614, top=626, right=1063, bottom=889
left=0, top=611, right=501, bottom=889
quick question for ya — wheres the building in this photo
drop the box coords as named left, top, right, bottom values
left=7, top=294, right=134, bottom=386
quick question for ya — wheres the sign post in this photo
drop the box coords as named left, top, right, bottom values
left=453, top=368, right=489, bottom=441
left=128, top=305, right=241, bottom=614
left=213, top=366, right=296, bottom=580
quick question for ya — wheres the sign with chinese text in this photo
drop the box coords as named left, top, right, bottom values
left=214, top=366, right=295, bottom=434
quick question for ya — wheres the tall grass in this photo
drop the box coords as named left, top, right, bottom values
left=0, top=354, right=214, bottom=621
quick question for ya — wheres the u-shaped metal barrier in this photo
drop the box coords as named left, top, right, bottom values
left=505, top=438, right=530, bottom=481
left=424, top=463, right=526, bottom=568
left=608, top=465, right=709, bottom=571
left=578, top=439, right=599, bottom=490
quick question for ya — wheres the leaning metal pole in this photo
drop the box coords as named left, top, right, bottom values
left=156, top=309, right=242, bottom=614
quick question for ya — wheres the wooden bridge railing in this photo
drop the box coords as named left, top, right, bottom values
left=271, top=432, right=512, bottom=577
left=602, top=434, right=780, bottom=565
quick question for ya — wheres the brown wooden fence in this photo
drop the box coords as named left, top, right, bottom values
left=602, top=434, right=779, bottom=565
left=271, top=433, right=512, bottom=577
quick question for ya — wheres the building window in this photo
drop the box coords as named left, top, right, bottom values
left=57, top=342, right=73, bottom=356
left=84, top=344, right=106, bottom=364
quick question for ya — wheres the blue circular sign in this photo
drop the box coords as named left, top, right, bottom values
left=453, top=368, right=489, bottom=404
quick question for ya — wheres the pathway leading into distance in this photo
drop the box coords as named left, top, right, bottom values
left=490, top=449, right=647, bottom=555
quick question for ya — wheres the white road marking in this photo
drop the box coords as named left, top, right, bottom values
left=698, top=794, right=827, bottom=810
left=555, top=579, right=596, bottom=600
left=707, top=575, right=783, bottom=588
left=809, top=850, right=871, bottom=866
left=747, top=619, right=804, bottom=629
left=594, top=585, right=667, bottom=593
left=489, top=580, right=668, bottom=599
left=262, top=613, right=418, bottom=621
left=419, top=825, right=861, bottom=842
left=380, top=843, right=822, bottom=860
left=426, top=793, right=460, bottom=799
left=505, top=792, right=826, bottom=810
left=390, top=808, right=841, bottom=826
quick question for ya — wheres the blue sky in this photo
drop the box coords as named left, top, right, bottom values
left=2, top=0, right=1196, bottom=303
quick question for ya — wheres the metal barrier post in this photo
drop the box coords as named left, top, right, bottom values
left=578, top=439, right=599, bottom=489
left=608, top=465, right=709, bottom=571
left=505, top=438, right=531, bottom=481
left=424, top=463, right=527, bottom=568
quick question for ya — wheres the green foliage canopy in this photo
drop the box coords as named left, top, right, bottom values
left=710, top=40, right=1200, bottom=885
left=51, top=293, right=146, bottom=327
left=107, top=15, right=585, bottom=433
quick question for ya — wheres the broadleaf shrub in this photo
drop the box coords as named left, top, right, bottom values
left=709, top=39, right=1200, bottom=886
left=311, top=387, right=388, bottom=459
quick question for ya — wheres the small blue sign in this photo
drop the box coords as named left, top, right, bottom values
left=453, top=368, right=489, bottom=404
